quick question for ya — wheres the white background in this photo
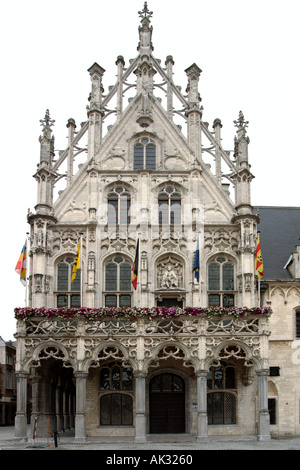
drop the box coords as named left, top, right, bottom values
left=1, top=0, right=299, bottom=340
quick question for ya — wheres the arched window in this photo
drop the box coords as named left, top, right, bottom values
left=104, top=256, right=132, bottom=307
left=56, top=256, right=81, bottom=307
left=208, top=256, right=235, bottom=307
left=134, top=137, right=156, bottom=170
left=100, top=362, right=133, bottom=426
left=158, top=186, right=181, bottom=226
left=207, top=363, right=236, bottom=425
left=107, top=186, right=130, bottom=225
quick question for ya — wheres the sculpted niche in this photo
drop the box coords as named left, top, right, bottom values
left=156, top=256, right=184, bottom=290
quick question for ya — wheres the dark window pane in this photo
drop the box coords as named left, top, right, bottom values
left=162, top=373, right=172, bottom=392
left=120, top=194, right=130, bottom=225
left=120, top=264, right=131, bottom=291
left=223, top=294, right=234, bottom=307
left=105, top=295, right=117, bottom=307
left=100, top=368, right=111, bottom=390
left=120, top=295, right=131, bottom=307
left=173, top=375, right=184, bottom=391
left=57, top=295, right=68, bottom=307
left=146, top=144, right=156, bottom=170
left=225, top=393, right=236, bottom=424
left=100, top=395, right=110, bottom=425
left=57, top=264, right=68, bottom=291
left=208, top=294, right=220, bottom=307
left=207, top=370, right=212, bottom=390
left=225, top=367, right=236, bottom=389
left=105, top=263, right=117, bottom=291
left=296, top=312, right=300, bottom=338
left=112, top=394, right=121, bottom=425
left=108, top=196, right=118, bottom=225
left=134, top=144, right=144, bottom=170
left=150, top=375, right=161, bottom=392
left=208, top=263, right=220, bottom=290
left=112, top=366, right=121, bottom=390
left=207, top=393, right=213, bottom=424
left=268, top=398, right=276, bottom=425
left=213, top=392, right=223, bottom=424
left=122, top=368, right=133, bottom=391
left=170, top=195, right=181, bottom=224
left=223, top=264, right=234, bottom=290
left=71, top=295, right=81, bottom=307
left=159, top=195, right=169, bottom=225
left=214, top=367, right=224, bottom=389
left=122, top=395, right=133, bottom=425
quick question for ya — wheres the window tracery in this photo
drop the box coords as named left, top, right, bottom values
left=133, top=137, right=156, bottom=170
left=208, top=256, right=235, bottom=307
left=104, top=256, right=132, bottom=307
left=56, top=256, right=81, bottom=307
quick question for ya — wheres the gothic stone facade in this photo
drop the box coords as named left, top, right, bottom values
left=14, top=4, right=300, bottom=442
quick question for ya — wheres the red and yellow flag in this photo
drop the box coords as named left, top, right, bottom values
left=15, top=241, right=27, bottom=286
left=131, top=239, right=139, bottom=290
left=255, top=234, right=264, bottom=278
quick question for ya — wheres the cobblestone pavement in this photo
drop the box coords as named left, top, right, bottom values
left=0, top=426, right=300, bottom=451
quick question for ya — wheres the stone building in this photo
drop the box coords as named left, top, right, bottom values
left=14, top=3, right=300, bottom=442
left=0, top=338, right=17, bottom=425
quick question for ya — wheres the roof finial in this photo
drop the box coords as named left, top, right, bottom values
left=138, top=2, right=153, bottom=22
left=137, top=2, right=153, bottom=54
left=234, top=110, right=248, bottom=131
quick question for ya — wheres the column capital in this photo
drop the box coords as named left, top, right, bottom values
left=256, top=369, right=269, bottom=377
left=195, top=370, right=209, bottom=378
left=74, top=371, right=89, bottom=379
left=133, top=370, right=147, bottom=379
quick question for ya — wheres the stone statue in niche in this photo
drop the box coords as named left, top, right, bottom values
left=161, top=266, right=178, bottom=288
left=157, top=256, right=183, bottom=290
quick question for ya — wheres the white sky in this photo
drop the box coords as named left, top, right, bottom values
left=1, top=0, right=299, bottom=340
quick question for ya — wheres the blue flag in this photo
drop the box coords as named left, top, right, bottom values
left=193, top=238, right=200, bottom=282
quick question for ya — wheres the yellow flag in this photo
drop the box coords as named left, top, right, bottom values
left=255, top=234, right=263, bottom=279
left=71, top=239, right=81, bottom=283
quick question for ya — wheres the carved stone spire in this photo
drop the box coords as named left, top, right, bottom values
left=137, top=2, right=153, bottom=55
left=33, top=110, right=57, bottom=215
left=232, top=111, right=254, bottom=216
left=39, top=109, right=55, bottom=166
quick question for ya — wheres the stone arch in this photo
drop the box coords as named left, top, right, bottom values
left=205, top=339, right=261, bottom=370
left=144, top=340, right=197, bottom=372
left=24, top=340, right=75, bottom=372
left=85, top=341, right=137, bottom=372
left=103, top=180, right=135, bottom=198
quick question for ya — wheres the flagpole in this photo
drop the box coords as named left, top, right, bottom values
left=137, top=234, right=141, bottom=306
left=25, top=232, right=29, bottom=307
left=80, top=233, right=83, bottom=307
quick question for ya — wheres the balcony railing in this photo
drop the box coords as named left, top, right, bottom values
left=14, top=306, right=272, bottom=338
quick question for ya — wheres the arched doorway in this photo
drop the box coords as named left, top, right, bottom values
left=149, top=372, right=185, bottom=433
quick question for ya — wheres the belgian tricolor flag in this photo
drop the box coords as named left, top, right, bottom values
left=131, top=239, right=139, bottom=290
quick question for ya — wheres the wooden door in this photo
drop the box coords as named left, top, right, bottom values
left=149, top=373, right=185, bottom=433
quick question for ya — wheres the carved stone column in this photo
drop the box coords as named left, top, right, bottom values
left=134, top=371, right=147, bottom=443
left=74, top=372, right=88, bottom=441
left=196, top=370, right=209, bottom=442
left=15, top=372, right=29, bottom=439
left=256, top=369, right=270, bottom=441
